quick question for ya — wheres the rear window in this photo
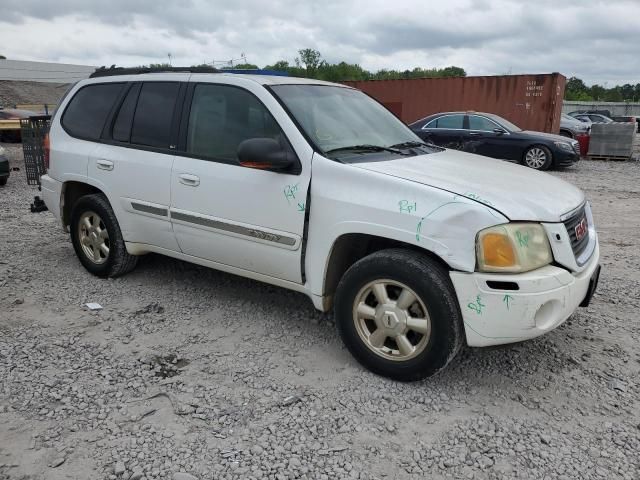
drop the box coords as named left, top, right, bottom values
left=62, top=83, right=125, bottom=140
left=130, top=82, right=180, bottom=148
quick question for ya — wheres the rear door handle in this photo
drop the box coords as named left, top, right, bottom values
left=178, top=174, right=200, bottom=187
left=96, top=159, right=114, bottom=171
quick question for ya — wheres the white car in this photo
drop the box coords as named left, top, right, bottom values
left=41, top=69, right=601, bottom=380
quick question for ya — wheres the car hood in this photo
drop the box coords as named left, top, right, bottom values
left=518, top=130, right=577, bottom=142
left=354, top=149, right=585, bottom=222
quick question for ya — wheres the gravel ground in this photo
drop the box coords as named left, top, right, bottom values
left=1, top=143, right=639, bottom=480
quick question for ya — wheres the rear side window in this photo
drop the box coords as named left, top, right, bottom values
left=62, top=83, right=124, bottom=140
left=130, top=82, right=180, bottom=148
left=186, top=84, right=284, bottom=161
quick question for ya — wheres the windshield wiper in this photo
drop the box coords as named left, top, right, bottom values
left=325, top=144, right=408, bottom=156
left=390, top=140, right=436, bottom=149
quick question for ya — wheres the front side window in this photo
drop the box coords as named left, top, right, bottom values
left=270, top=85, right=424, bottom=159
left=62, top=83, right=125, bottom=140
left=130, top=82, right=180, bottom=148
left=186, top=84, right=284, bottom=161
left=468, top=115, right=499, bottom=132
left=427, top=115, right=464, bottom=130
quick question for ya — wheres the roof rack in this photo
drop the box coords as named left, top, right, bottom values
left=90, top=66, right=219, bottom=78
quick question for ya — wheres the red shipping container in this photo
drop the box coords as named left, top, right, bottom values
left=343, top=73, right=566, bottom=134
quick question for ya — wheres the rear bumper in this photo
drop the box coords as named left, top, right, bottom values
left=450, top=242, right=600, bottom=347
left=41, top=174, right=63, bottom=226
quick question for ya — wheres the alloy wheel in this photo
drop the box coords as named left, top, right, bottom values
left=78, top=211, right=110, bottom=264
left=352, top=279, right=431, bottom=361
left=525, top=147, right=547, bottom=169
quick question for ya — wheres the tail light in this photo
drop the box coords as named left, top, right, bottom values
left=43, top=133, right=50, bottom=171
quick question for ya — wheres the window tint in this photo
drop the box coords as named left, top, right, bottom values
left=427, top=115, right=464, bottom=129
left=187, top=84, right=284, bottom=161
left=130, top=82, right=180, bottom=148
left=62, top=83, right=124, bottom=140
left=112, top=84, right=140, bottom=142
left=468, top=115, right=499, bottom=131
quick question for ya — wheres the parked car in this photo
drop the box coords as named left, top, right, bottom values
left=41, top=70, right=600, bottom=380
left=569, top=112, right=614, bottom=124
left=0, top=108, right=35, bottom=142
left=0, top=145, right=9, bottom=185
left=560, top=113, right=591, bottom=138
left=409, top=111, right=580, bottom=170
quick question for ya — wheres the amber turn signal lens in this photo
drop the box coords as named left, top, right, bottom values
left=481, top=233, right=516, bottom=267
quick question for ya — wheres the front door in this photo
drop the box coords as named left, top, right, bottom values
left=170, top=82, right=311, bottom=283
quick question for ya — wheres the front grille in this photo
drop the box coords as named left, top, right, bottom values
left=571, top=141, right=580, bottom=154
left=563, top=205, right=589, bottom=257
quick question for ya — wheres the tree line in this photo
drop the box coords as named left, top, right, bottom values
left=565, top=76, right=640, bottom=102
left=193, top=49, right=467, bottom=82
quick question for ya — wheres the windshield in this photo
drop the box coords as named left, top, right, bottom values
left=270, top=84, right=426, bottom=159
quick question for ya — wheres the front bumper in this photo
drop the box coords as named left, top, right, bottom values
left=450, top=242, right=600, bottom=347
left=554, top=148, right=580, bottom=167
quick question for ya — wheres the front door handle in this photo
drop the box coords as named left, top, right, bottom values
left=96, top=159, right=114, bottom=171
left=468, top=132, right=481, bottom=137
left=178, top=173, right=200, bottom=187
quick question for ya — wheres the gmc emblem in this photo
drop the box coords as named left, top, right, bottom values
left=574, top=216, right=588, bottom=242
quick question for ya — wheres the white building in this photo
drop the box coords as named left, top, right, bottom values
left=0, top=59, right=96, bottom=83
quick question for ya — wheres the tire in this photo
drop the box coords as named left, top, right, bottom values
left=70, top=193, right=138, bottom=278
left=0, top=177, right=7, bottom=186
left=523, top=145, right=553, bottom=170
left=334, top=248, right=464, bottom=381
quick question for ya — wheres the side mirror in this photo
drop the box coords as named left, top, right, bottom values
left=237, top=138, right=294, bottom=172
left=493, top=127, right=507, bottom=135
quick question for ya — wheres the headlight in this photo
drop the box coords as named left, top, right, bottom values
left=554, top=141, right=573, bottom=151
left=477, top=223, right=553, bottom=273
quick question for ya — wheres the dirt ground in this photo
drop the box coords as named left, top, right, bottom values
left=0, top=143, right=639, bottom=480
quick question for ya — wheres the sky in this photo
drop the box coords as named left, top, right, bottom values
left=0, top=0, right=638, bottom=86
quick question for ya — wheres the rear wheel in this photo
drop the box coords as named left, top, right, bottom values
left=523, top=145, right=552, bottom=170
left=334, top=249, right=464, bottom=381
left=70, top=194, right=137, bottom=277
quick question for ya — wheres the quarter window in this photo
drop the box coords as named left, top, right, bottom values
left=62, top=83, right=125, bottom=140
left=186, top=84, right=284, bottom=161
left=130, top=82, right=180, bottom=148
left=426, top=115, right=464, bottom=129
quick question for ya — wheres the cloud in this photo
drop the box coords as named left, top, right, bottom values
left=0, top=0, right=638, bottom=85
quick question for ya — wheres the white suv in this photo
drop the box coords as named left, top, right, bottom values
left=41, top=69, right=601, bottom=380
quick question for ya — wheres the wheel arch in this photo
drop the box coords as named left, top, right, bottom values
left=320, top=232, right=453, bottom=311
left=61, top=179, right=111, bottom=230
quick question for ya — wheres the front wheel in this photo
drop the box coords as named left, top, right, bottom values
left=334, top=249, right=464, bottom=381
left=523, top=145, right=553, bottom=170
left=70, top=193, right=138, bottom=277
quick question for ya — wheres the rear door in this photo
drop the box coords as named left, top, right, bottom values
left=169, top=79, right=311, bottom=283
left=88, top=80, right=183, bottom=251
